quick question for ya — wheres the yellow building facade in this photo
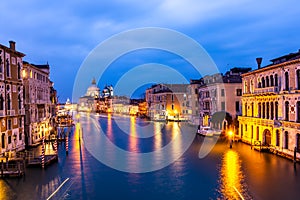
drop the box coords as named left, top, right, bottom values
left=238, top=52, right=300, bottom=159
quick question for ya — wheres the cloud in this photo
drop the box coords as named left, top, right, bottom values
left=1, top=0, right=300, bottom=101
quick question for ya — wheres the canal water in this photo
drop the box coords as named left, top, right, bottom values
left=1, top=113, right=300, bottom=200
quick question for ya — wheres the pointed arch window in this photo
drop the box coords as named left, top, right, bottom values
left=274, top=74, right=278, bottom=86
left=6, top=58, right=10, bottom=77
left=285, top=101, right=289, bottom=121
left=266, top=76, right=269, bottom=87
left=297, top=69, right=300, bottom=90
left=284, top=131, right=289, bottom=149
left=0, top=94, right=3, bottom=110
left=262, top=77, right=265, bottom=88
left=18, top=94, right=22, bottom=109
left=285, top=71, right=289, bottom=91
left=0, top=57, right=3, bottom=73
left=7, top=94, right=11, bottom=110
left=276, top=130, right=280, bottom=147
left=17, top=63, right=21, bottom=79
left=270, top=75, right=274, bottom=86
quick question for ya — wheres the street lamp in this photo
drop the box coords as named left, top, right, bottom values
left=228, top=130, right=233, bottom=148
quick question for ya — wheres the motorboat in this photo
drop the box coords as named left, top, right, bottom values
left=197, top=126, right=214, bottom=137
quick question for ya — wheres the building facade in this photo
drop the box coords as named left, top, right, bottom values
left=238, top=51, right=300, bottom=159
left=78, top=78, right=100, bottom=112
left=198, top=68, right=250, bottom=130
left=146, top=84, right=188, bottom=121
left=0, top=41, right=26, bottom=154
left=23, top=62, right=53, bottom=146
left=185, top=80, right=200, bottom=125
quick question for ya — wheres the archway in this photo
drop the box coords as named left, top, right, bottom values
left=263, top=129, right=271, bottom=146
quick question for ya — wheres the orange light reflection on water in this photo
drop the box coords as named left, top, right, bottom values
left=219, top=150, right=246, bottom=199
left=129, top=116, right=138, bottom=152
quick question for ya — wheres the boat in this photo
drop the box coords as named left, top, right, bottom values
left=197, top=126, right=214, bottom=137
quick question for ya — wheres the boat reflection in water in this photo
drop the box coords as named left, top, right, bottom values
left=218, top=150, right=252, bottom=200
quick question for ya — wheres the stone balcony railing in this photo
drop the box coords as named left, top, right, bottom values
left=0, top=110, right=5, bottom=116
left=238, top=116, right=274, bottom=126
left=254, top=86, right=279, bottom=94
left=7, top=109, right=15, bottom=116
left=18, top=109, right=25, bottom=115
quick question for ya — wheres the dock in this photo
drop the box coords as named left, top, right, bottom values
left=27, top=154, right=58, bottom=167
left=0, top=158, right=26, bottom=178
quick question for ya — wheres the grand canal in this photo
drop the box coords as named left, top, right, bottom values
left=1, top=113, right=300, bottom=199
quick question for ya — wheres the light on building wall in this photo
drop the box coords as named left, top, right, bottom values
left=22, top=69, right=27, bottom=78
left=228, top=130, right=233, bottom=137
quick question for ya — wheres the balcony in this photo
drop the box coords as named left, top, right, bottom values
left=0, top=110, right=5, bottom=116
left=7, top=110, right=15, bottom=116
left=18, top=109, right=25, bottom=115
left=254, top=86, right=279, bottom=94
left=238, top=116, right=274, bottom=126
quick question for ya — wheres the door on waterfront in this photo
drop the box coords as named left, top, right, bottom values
left=263, top=129, right=271, bottom=146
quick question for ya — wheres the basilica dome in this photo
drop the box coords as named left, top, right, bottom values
left=85, top=78, right=100, bottom=98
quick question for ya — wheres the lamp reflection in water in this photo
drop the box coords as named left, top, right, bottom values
left=129, top=116, right=138, bottom=152
left=218, top=150, right=251, bottom=200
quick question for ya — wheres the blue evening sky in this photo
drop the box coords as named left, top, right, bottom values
left=1, top=0, right=299, bottom=102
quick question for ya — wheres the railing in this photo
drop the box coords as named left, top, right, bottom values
left=239, top=116, right=274, bottom=126
left=18, top=109, right=25, bottom=115
left=254, top=86, right=279, bottom=94
left=0, top=110, right=5, bottom=116
left=7, top=110, right=15, bottom=116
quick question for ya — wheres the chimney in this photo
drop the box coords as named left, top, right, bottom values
left=9, top=41, right=16, bottom=51
left=256, top=57, right=262, bottom=69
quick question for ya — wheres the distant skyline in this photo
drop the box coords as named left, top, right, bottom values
left=1, top=0, right=300, bottom=102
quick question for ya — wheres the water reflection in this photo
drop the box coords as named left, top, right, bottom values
left=218, top=150, right=251, bottom=199
left=129, top=116, right=138, bottom=152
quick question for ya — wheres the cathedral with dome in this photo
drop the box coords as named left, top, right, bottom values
left=78, top=78, right=114, bottom=112
left=78, top=78, right=101, bottom=112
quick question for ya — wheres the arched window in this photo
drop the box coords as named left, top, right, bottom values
left=258, top=78, right=261, bottom=88
left=258, top=103, right=261, bottom=118
left=285, top=101, right=289, bottom=121
left=274, top=74, right=278, bottom=86
left=266, top=76, right=269, bottom=87
left=6, top=58, right=10, bottom=77
left=297, top=101, right=300, bottom=122
left=270, top=102, right=274, bottom=120
left=244, top=81, right=248, bottom=93
left=262, top=77, right=265, bottom=88
left=17, top=63, right=21, bottom=79
left=0, top=57, right=3, bottom=73
left=251, top=102, right=254, bottom=117
left=284, top=131, right=289, bottom=149
left=7, top=94, right=11, bottom=110
left=244, top=103, right=247, bottom=116
left=256, top=126, right=259, bottom=140
left=297, top=69, right=300, bottom=90
left=18, top=94, right=21, bottom=109
left=0, top=94, right=3, bottom=110
left=276, top=130, right=280, bottom=147
left=266, top=102, right=270, bottom=119
left=285, top=71, right=289, bottom=91
left=270, top=75, right=274, bottom=86
left=297, top=134, right=300, bottom=153
left=262, top=102, right=265, bottom=119
left=275, top=102, right=279, bottom=120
